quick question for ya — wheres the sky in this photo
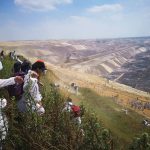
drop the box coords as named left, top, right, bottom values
left=0, top=0, right=150, bottom=41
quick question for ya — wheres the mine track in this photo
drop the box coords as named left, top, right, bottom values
left=64, top=46, right=136, bottom=67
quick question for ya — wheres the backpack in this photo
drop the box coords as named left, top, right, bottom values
left=71, top=105, right=81, bottom=117
left=7, top=72, right=25, bottom=100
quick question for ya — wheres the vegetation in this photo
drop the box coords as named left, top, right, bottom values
left=129, top=133, right=150, bottom=150
left=0, top=56, right=113, bottom=150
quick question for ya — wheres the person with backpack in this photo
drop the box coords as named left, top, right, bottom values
left=17, top=60, right=47, bottom=115
left=63, top=97, right=82, bottom=125
left=7, top=61, right=25, bottom=100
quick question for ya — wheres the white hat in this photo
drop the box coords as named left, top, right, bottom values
left=0, top=98, right=7, bottom=108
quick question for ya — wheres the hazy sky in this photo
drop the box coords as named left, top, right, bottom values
left=0, top=0, right=150, bottom=41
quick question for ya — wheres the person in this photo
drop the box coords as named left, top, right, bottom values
left=143, top=119, right=150, bottom=126
left=11, top=51, right=16, bottom=60
left=0, top=77, right=23, bottom=147
left=0, top=60, right=3, bottom=71
left=17, top=60, right=47, bottom=115
left=0, top=50, right=4, bottom=60
left=63, top=97, right=84, bottom=136
left=15, top=55, right=23, bottom=64
left=12, top=61, right=22, bottom=74
left=63, top=97, right=73, bottom=112
left=63, top=97, right=82, bottom=126
left=0, top=76, right=24, bottom=88
left=21, top=60, right=31, bottom=74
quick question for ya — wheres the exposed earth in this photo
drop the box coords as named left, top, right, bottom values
left=0, top=36, right=150, bottom=92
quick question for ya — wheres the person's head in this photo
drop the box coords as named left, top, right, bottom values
left=13, top=61, right=22, bottom=73
left=31, top=60, right=47, bottom=76
left=21, top=60, right=31, bottom=74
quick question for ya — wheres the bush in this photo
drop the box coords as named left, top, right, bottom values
left=129, top=133, right=150, bottom=150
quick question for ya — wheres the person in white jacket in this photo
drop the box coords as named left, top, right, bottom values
left=17, top=60, right=47, bottom=115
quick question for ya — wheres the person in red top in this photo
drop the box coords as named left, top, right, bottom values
left=63, top=97, right=81, bottom=125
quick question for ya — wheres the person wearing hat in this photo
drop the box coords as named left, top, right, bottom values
left=17, top=60, right=47, bottom=115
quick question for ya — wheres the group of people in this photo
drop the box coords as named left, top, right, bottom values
left=0, top=53, right=84, bottom=145
left=0, top=54, right=47, bottom=145
left=11, top=58, right=47, bottom=114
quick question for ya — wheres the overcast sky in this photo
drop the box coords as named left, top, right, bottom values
left=0, top=0, right=150, bottom=41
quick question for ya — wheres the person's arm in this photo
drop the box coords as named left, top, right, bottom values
left=0, top=77, right=15, bottom=88
left=0, top=76, right=23, bottom=88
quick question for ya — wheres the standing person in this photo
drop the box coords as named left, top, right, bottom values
left=11, top=51, right=15, bottom=60
left=0, top=50, right=4, bottom=60
left=17, top=60, right=47, bottom=115
left=0, top=60, right=3, bottom=71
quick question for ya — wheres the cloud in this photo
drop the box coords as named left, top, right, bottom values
left=14, top=0, right=73, bottom=11
left=87, top=4, right=123, bottom=13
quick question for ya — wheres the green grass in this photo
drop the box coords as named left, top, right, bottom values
left=76, top=88, right=150, bottom=149
left=0, top=55, right=25, bottom=78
